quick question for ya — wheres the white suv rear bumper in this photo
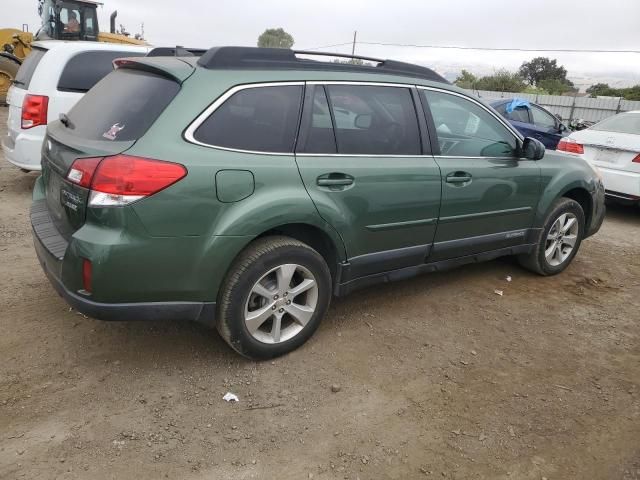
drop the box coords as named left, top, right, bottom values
left=599, top=165, right=640, bottom=199
left=2, top=127, right=45, bottom=171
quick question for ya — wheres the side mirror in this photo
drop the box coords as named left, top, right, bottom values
left=354, top=114, right=372, bottom=129
left=522, top=137, right=545, bottom=161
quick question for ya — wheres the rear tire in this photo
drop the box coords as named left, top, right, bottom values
left=518, top=198, right=585, bottom=276
left=216, top=236, right=332, bottom=359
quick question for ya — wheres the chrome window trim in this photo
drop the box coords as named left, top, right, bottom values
left=307, top=80, right=415, bottom=88
left=416, top=85, right=525, bottom=144
left=183, top=81, right=524, bottom=158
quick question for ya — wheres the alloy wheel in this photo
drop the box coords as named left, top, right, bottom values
left=545, top=213, right=579, bottom=267
left=244, top=264, right=319, bottom=344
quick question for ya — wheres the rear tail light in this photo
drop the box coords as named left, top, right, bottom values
left=82, top=259, right=92, bottom=293
left=21, top=94, right=49, bottom=129
left=557, top=138, right=584, bottom=155
left=66, top=157, right=102, bottom=188
left=633, top=153, right=640, bottom=164
left=66, top=154, right=187, bottom=206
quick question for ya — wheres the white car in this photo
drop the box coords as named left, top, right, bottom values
left=2, top=41, right=150, bottom=171
left=559, top=111, right=640, bottom=204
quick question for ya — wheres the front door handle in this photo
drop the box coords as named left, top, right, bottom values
left=445, top=172, right=472, bottom=184
left=317, top=173, right=354, bottom=187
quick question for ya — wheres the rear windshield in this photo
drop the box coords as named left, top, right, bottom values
left=591, top=112, right=640, bottom=135
left=57, top=50, right=147, bottom=93
left=13, top=48, right=47, bottom=89
left=65, top=68, right=180, bottom=141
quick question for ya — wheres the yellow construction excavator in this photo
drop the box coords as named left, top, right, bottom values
left=1, top=0, right=147, bottom=103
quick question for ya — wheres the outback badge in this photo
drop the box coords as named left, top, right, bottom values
left=103, top=123, right=125, bottom=140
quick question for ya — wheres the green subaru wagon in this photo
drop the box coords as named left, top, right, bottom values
left=31, top=47, right=605, bottom=359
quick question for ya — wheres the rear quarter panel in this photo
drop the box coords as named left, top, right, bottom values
left=121, top=70, right=346, bottom=298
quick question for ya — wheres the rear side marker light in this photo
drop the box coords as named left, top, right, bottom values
left=557, top=138, right=584, bottom=155
left=633, top=153, right=640, bottom=164
left=82, top=259, right=92, bottom=293
left=66, top=155, right=187, bottom=207
left=21, top=94, right=49, bottom=129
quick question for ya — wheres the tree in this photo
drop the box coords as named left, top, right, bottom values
left=518, top=57, right=567, bottom=86
left=621, top=85, right=640, bottom=101
left=454, top=69, right=477, bottom=89
left=586, top=83, right=617, bottom=97
left=475, top=70, right=526, bottom=92
left=257, top=28, right=294, bottom=49
left=538, top=78, right=576, bottom=95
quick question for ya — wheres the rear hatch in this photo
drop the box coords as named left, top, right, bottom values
left=6, top=47, right=48, bottom=146
left=42, top=64, right=186, bottom=240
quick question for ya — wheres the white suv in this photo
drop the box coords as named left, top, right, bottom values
left=2, top=41, right=150, bottom=171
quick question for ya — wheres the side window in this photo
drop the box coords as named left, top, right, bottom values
left=60, top=6, right=81, bottom=34
left=85, top=16, right=96, bottom=35
left=57, top=51, right=146, bottom=93
left=509, top=106, right=531, bottom=123
left=422, top=90, right=517, bottom=158
left=297, top=86, right=337, bottom=154
left=531, top=106, right=557, bottom=129
left=325, top=85, right=421, bottom=155
left=193, top=85, right=303, bottom=153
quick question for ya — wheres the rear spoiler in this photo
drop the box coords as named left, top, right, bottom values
left=112, top=56, right=196, bottom=83
left=146, top=47, right=206, bottom=57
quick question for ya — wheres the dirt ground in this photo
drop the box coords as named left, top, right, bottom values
left=1, top=105, right=639, bottom=480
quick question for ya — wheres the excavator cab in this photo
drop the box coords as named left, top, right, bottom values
left=36, top=0, right=101, bottom=41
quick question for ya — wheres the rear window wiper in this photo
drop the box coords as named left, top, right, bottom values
left=59, top=113, right=75, bottom=129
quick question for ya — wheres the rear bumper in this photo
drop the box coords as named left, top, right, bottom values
left=598, top=166, right=640, bottom=199
left=31, top=199, right=216, bottom=325
left=2, top=127, right=44, bottom=171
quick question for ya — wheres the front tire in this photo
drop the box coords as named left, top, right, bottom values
left=518, top=198, right=585, bottom=276
left=217, top=236, right=332, bottom=359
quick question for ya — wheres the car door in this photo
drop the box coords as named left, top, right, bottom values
left=530, top=105, right=564, bottom=149
left=295, top=83, right=442, bottom=279
left=419, top=88, right=541, bottom=261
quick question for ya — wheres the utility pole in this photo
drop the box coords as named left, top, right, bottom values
left=351, top=31, right=357, bottom=56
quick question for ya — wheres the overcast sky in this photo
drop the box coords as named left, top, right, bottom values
left=6, top=0, right=640, bottom=87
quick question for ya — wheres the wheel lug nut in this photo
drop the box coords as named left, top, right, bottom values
left=279, top=308, right=284, bottom=313
left=286, top=300, right=291, bottom=305
left=272, top=305, right=277, bottom=310
left=273, top=294, right=279, bottom=300
left=284, top=292, right=288, bottom=297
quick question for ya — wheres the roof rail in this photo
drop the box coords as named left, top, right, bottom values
left=147, top=46, right=207, bottom=58
left=196, top=47, right=448, bottom=84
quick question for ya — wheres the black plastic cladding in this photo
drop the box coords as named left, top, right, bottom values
left=196, top=46, right=449, bottom=84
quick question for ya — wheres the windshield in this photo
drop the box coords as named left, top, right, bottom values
left=591, top=112, right=640, bottom=135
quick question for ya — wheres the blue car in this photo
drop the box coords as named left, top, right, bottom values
left=491, top=98, right=569, bottom=150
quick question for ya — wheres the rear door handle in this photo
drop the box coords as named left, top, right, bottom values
left=317, top=173, right=354, bottom=187
left=445, top=172, right=472, bottom=184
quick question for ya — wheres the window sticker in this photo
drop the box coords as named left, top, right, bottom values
left=103, top=123, right=125, bottom=140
